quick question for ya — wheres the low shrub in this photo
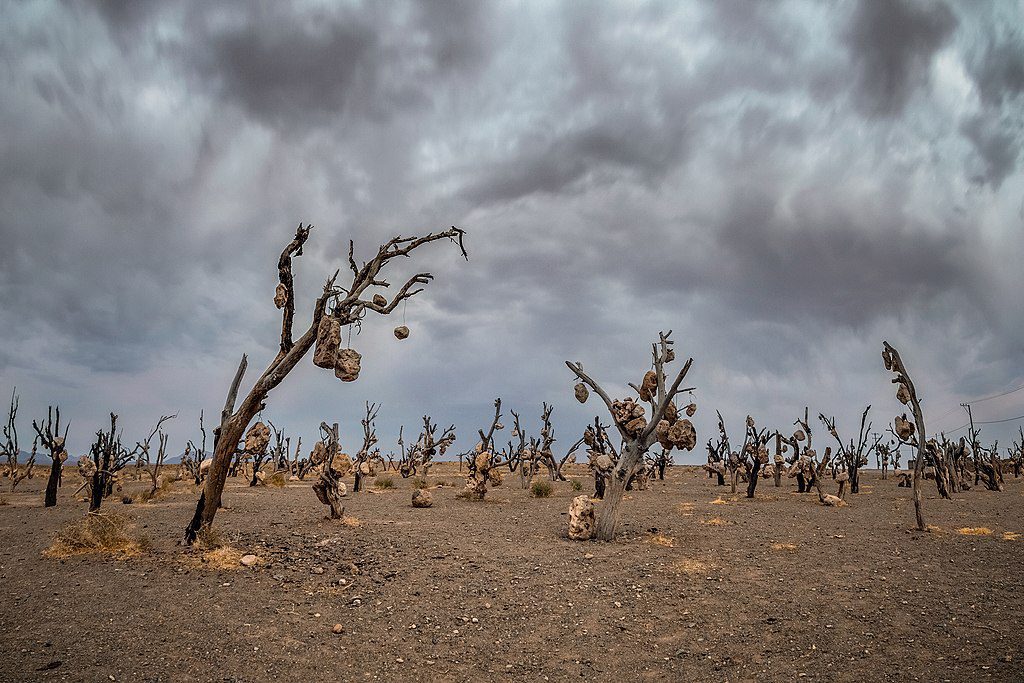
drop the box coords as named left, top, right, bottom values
left=531, top=480, right=553, bottom=498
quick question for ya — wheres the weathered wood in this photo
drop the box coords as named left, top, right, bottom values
left=184, top=224, right=467, bottom=544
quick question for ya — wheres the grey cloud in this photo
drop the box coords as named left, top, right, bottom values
left=967, top=27, right=1024, bottom=107
left=2, top=1, right=1023, bottom=457
left=960, top=111, right=1021, bottom=188
left=842, top=0, right=957, bottom=118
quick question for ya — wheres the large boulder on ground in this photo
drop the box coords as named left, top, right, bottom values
left=412, top=489, right=433, bottom=508
left=568, top=495, right=596, bottom=540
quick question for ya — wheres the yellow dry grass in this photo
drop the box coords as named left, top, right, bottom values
left=770, top=542, right=797, bottom=551
left=44, top=513, right=150, bottom=559
left=676, top=502, right=696, bottom=514
left=342, top=516, right=361, bottom=527
left=646, top=532, right=676, bottom=548
left=709, top=497, right=732, bottom=505
left=957, top=527, right=994, bottom=536
left=1001, top=531, right=1020, bottom=541
left=673, top=558, right=713, bottom=575
left=701, top=517, right=733, bottom=526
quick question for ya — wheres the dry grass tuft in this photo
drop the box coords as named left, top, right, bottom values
left=1001, top=531, right=1020, bottom=541
left=267, top=472, right=287, bottom=488
left=44, top=513, right=150, bottom=559
left=200, top=546, right=244, bottom=569
left=957, top=527, right=993, bottom=536
left=701, top=517, right=733, bottom=526
left=673, top=558, right=712, bottom=575
left=646, top=532, right=676, bottom=547
left=676, top=502, right=696, bottom=515
left=342, top=516, right=361, bottom=527
left=710, top=497, right=731, bottom=505
left=770, top=542, right=798, bottom=551
left=374, top=476, right=395, bottom=489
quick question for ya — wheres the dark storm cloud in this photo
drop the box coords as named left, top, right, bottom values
left=1, top=1, right=1022, bottom=457
left=842, top=0, right=957, bottom=118
left=174, top=1, right=493, bottom=130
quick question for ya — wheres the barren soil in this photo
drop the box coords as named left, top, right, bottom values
left=1, top=465, right=1022, bottom=682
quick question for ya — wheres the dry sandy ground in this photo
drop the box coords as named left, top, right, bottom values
left=0, top=464, right=1021, bottom=682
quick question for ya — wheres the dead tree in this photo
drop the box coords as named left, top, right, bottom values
left=771, top=433, right=786, bottom=487
left=352, top=403, right=381, bottom=493
left=877, top=440, right=892, bottom=480
left=460, top=399, right=511, bottom=500
left=508, top=409, right=542, bottom=489
left=575, top=417, right=617, bottom=499
left=136, top=414, right=176, bottom=497
left=400, top=416, right=455, bottom=478
left=881, top=342, right=931, bottom=531
left=531, top=403, right=570, bottom=482
left=241, top=421, right=272, bottom=486
left=181, top=411, right=209, bottom=485
left=92, top=414, right=141, bottom=510
left=807, top=446, right=845, bottom=506
left=33, top=406, right=69, bottom=508
left=566, top=331, right=696, bottom=540
left=819, top=407, right=879, bottom=496
left=964, top=415, right=1001, bottom=491
left=741, top=416, right=771, bottom=499
left=1010, top=428, right=1023, bottom=478
left=312, top=421, right=345, bottom=518
left=184, top=224, right=467, bottom=543
left=781, top=409, right=816, bottom=493
left=3, top=390, right=36, bottom=491
left=704, top=417, right=727, bottom=487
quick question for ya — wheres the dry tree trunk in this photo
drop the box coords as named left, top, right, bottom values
left=184, top=224, right=467, bottom=544
left=882, top=342, right=929, bottom=531
left=567, top=331, right=696, bottom=541
left=33, top=406, right=68, bottom=508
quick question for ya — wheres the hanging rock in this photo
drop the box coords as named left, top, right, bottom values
left=896, top=383, right=911, bottom=405
left=685, top=403, right=697, bottom=417
left=245, top=422, right=271, bottom=454
left=274, top=283, right=288, bottom=309
left=669, top=419, right=697, bottom=451
left=313, top=316, right=341, bottom=369
left=639, top=371, right=658, bottom=402
left=394, top=325, right=410, bottom=340
left=574, top=383, right=589, bottom=404
left=335, top=348, right=362, bottom=382
left=372, top=294, right=387, bottom=307
left=895, top=414, right=915, bottom=440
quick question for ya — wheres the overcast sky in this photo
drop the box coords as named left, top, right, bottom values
left=2, top=0, right=1023, bottom=463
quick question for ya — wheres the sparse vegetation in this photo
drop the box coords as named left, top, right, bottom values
left=44, top=513, right=150, bottom=558
left=530, top=480, right=553, bottom=498
left=374, top=476, right=395, bottom=489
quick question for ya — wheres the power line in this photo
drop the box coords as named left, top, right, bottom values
left=974, top=413, right=1024, bottom=426
left=966, top=382, right=1024, bottom=405
left=943, top=413, right=1024, bottom=435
